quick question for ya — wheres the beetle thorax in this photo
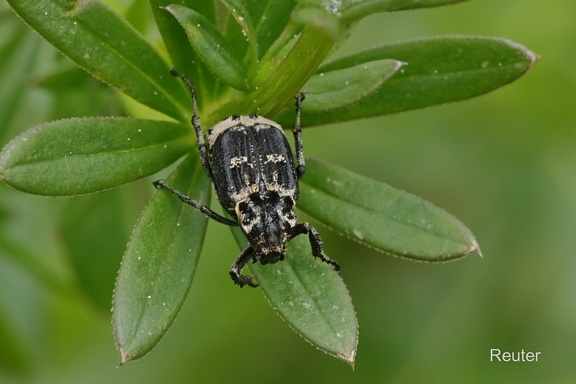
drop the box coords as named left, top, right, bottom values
left=235, top=191, right=297, bottom=264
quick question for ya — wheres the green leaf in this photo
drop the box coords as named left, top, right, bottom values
left=340, top=0, right=468, bottom=22
left=246, top=0, right=296, bottom=59
left=0, top=117, right=192, bottom=195
left=275, top=36, right=538, bottom=126
left=230, top=227, right=358, bottom=365
left=113, top=154, right=210, bottom=364
left=391, top=0, right=470, bottom=11
left=220, top=0, right=259, bottom=67
left=149, top=0, right=217, bottom=107
left=165, top=4, right=250, bottom=91
left=6, top=0, right=189, bottom=121
left=304, top=59, right=404, bottom=112
left=248, top=0, right=300, bottom=88
left=338, top=0, right=408, bottom=23
left=299, top=158, right=480, bottom=261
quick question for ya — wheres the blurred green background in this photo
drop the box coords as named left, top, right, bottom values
left=1, top=0, right=575, bottom=383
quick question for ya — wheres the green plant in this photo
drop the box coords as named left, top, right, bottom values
left=0, top=0, right=536, bottom=368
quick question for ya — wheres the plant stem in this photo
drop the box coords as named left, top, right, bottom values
left=232, top=23, right=335, bottom=117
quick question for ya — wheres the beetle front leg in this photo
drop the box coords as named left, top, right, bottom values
left=170, top=68, right=213, bottom=180
left=292, top=93, right=306, bottom=179
left=291, top=223, right=340, bottom=271
left=230, top=246, right=259, bottom=288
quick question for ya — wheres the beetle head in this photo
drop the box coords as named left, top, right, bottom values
left=236, top=191, right=297, bottom=264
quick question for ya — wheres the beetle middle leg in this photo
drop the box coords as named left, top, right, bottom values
left=230, top=246, right=259, bottom=288
left=153, top=180, right=238, bottom=226
left=291, top=223, right=340, bottom=271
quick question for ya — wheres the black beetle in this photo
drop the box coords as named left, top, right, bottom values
left=154, top=69, right=340, bottom=287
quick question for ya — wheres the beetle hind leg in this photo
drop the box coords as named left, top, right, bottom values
left=230, top=246, right=259, bottom=288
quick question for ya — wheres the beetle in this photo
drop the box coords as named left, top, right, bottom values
left=154, top=69, right=340, bottom=287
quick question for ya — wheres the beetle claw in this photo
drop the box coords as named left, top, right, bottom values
left=231, top=272, right=259, bottom=288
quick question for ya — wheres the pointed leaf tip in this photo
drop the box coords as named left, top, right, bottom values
left=278, top=36, right=538, bottom=126
left=0, top=117, right=192, bottom=195
left=113, top=154, right=210, bottom=362
left=304, top=59, right=404, bottom=112
left=230, top=228, right=358, bottom=364
left=254, top=237, right=358, bottom=363
left=299, top=158, right=479, bottom=262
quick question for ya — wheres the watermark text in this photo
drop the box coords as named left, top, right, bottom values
left=490, top=348, right=540, bottom=362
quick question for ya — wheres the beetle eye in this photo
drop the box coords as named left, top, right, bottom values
left=279, top=198, right=295, bottom=223
left=242, top=213, right=254, bottom=225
